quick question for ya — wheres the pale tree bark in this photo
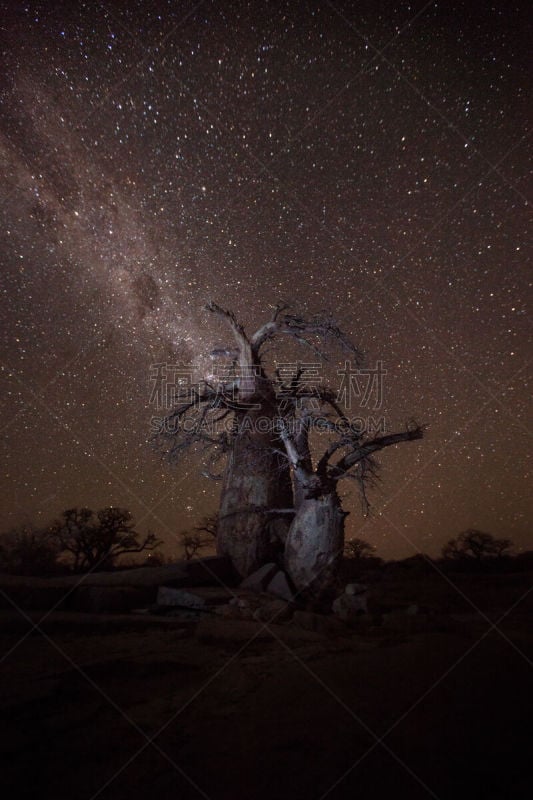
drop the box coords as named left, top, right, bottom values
left=200, top=303, right=295, bottom=575
left=280, top=412, right=424, bottom=599
left=155, top=302, right=421, bottom=591
left=155, top=304, right=298, bottom=576
left=217, top=407, right=293, bottom=576
left=204, top=302, right=362, bottom=577
left=283, top=482, right=347, bottom=603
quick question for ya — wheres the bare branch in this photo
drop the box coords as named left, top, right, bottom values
left=333, top=423, right=425, bottom=479
left=206, top=301, right=256, bottom=398
left=250, top=306, right=364, bottom=363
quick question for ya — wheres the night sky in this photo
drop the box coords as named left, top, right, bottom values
left=0, top=0, right=530, bottom=560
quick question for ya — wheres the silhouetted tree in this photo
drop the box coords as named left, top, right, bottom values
left=442, top=529, right=513, bottom=561
left=50, top=507, right=161, bottom=572
left=194, top=514, right=218, bottom=540
left=0, top=524, right=60, bottom=576
left=344, top=537, right=376, bottom=559
left=178, top=529, right=213, bottom=560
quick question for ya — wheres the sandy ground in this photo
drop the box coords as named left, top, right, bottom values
left=0, top=576, right=531, bottom=800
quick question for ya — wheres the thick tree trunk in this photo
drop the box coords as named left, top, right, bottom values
left=292, top=420, right=313, bottom=508
left=216, top=407, right=293, bottom=577
left=206, top=304, right=295, bottom=576
left=284, top=484, right=346, bottom=602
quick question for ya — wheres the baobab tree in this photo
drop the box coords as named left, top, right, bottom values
left=154, top=302, right=361, bottom=577
left=277, top=398, right=424, bottom=600
left=155, top=303, right=424, bottom=597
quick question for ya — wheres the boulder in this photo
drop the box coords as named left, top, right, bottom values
left=233, top=596, right=256, bottom=619
left=240, top=563, right=278, bottom=592
left=345, top=583, right=368, bottom=597
left=157, top=585, right=236, bottom=608
left=332, top=589, right=368, bottom=623
left=156, top=587, right=206, bottom=609
left=266, top=571, right=295, bottom=602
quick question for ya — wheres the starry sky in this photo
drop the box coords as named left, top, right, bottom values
left=0, top=0, right=530, bottom=560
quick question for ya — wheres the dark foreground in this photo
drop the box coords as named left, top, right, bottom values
left=0, top=573, right=531, bottom=800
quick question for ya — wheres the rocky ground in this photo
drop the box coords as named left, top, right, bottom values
left=0, top=567, right=531, bottom=800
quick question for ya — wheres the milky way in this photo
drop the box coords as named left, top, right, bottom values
left=0, top=1, right=530, bottom=558
left=0, top=70, right=209, bottom=362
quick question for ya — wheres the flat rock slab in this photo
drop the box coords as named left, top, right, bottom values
left=157, top=587, right=207, bottom=608
left=240, top=563, right=278, bottom=592
left=157, top=586, right=235, bottom=608
left=72, top=585, right=155, bottom=614
left=0, top=556, right=239, bottom=611
left=183, top=586, right=238, bottom=605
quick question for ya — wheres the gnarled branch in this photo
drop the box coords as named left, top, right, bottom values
left=251, top=307, right=364, bottom=363
left=206, top=301, right=256, bottom=399
left=332, top=423, right=425, bottom=479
